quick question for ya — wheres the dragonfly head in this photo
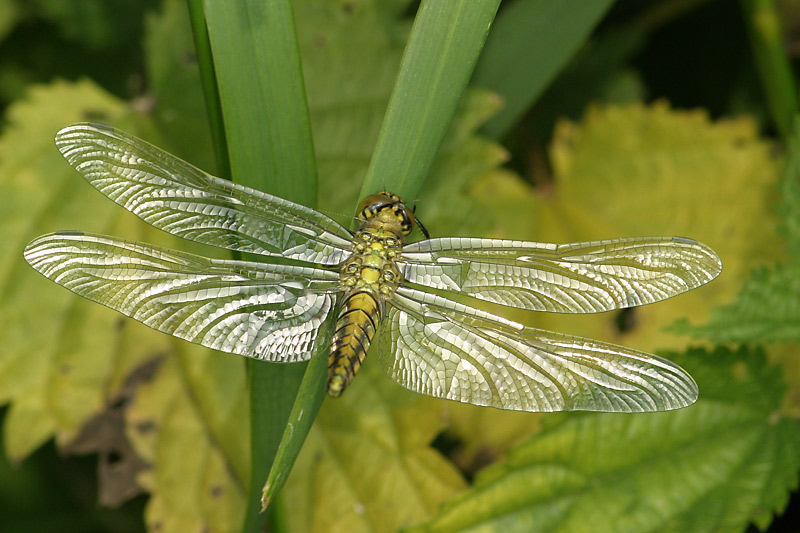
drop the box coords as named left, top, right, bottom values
left=356, top=191, right=428, bottom=238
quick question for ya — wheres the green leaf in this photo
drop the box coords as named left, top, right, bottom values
left=740, top=0, right=798, bottom=140
left=282, top=362, right=466, bottom=533
left=203, top=0, right=316, bottom=198
left=360, top=0, right=500, bottom=206
left=30, top=0, right=146, bottom=49
left=145, top=0, right=217, bottom=173
left=185, top=0, right=229, bottom=177
left=0, top=0, right=19, bottom=42
left=414, top=87, right=509, bottom=237
left=474, top=0, right=615, bottom=139
left=672, top=263, right=800, bottom=343
left=128, top=351, right=246, bottom=533
left=260, top=318, right=332, bottom=509
left=672, top=114, right=800, bottom=344
left=412, top=346, right=800, bottom=533
left=198, top=1, right=320, bottom=530
left=778, top=117, right=800, bottom=256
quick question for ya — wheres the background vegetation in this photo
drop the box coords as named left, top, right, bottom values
left=1, top=0, right=799, bottom=532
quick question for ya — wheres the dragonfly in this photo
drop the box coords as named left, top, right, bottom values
left=24, top=123, right=722, bottom=413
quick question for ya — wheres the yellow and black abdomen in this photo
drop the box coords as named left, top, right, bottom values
left=328, top=198, right=409, bottom=397
left=327, top=291, right=382, bottom=397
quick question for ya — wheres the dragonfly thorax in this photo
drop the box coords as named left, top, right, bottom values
left=340, top=227, right=403, bottom=297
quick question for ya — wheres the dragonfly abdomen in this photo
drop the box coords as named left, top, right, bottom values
left=328, top=291, right=382, bottom=396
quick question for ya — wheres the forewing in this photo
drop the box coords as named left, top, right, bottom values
left=375, top=286, right=697, bottom=412
left=24, top=232, right=342, bottom=362
left=55, top=123, right=352, bottom=265
left=400, top=236, right=722, bottom=313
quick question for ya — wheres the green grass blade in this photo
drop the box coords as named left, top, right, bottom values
left=260, top=319, right=334, bottom=510
left=246, top=360, right=309, bottom=526
left=197, top=1, right=321, bottom=531
left=186, top=0, right=230, bottom=178
left=204, top=0, right=317, bottom=197
left=740, top=0, right=798, bottom=140
left=359, top=0, right=501, bottom=207
left=474, top=0, right=614, bottom=140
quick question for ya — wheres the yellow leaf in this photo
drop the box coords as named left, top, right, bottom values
left=442, top=101, right=781, bottom=470
left=282, top=362, right=466, bottom=533
left=540, top=101, right=780, bottom=350
left=0, top=79, right=249, bottom=531
left=129, top=354, right=246, bottom=533
left=0, top=79, right=135, bottom=458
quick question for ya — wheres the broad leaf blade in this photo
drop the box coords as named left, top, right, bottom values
left=281, top=363, right=466, bottom=533
left=673, top=116, right=800, bottom=343
left=129, top=351, right=246, bottom=533
left=778, top=118, right=800, bottom=256
left=0, top=80, right=135, bottom=459
left=474, top=0, right=615, bottom=139
left=533, top=103, right=780, bottom=352
left=433, top=101, right=782, bottom=478
left=672, top=263, right=800, bottom=343
left=413, top=347, right=800, bottom=533
left=0, top=79, right=250, bottom=533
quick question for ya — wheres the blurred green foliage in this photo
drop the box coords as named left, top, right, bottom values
left=1, top=0, right=799, bottom=532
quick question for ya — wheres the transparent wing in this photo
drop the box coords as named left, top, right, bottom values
left=24, top=232, right=343, bottom=362
left=55, top=123, right=353, bottom=265
left=375, top=286, right=697, bottom=412
left=400, top=236, right=722, bottom=313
